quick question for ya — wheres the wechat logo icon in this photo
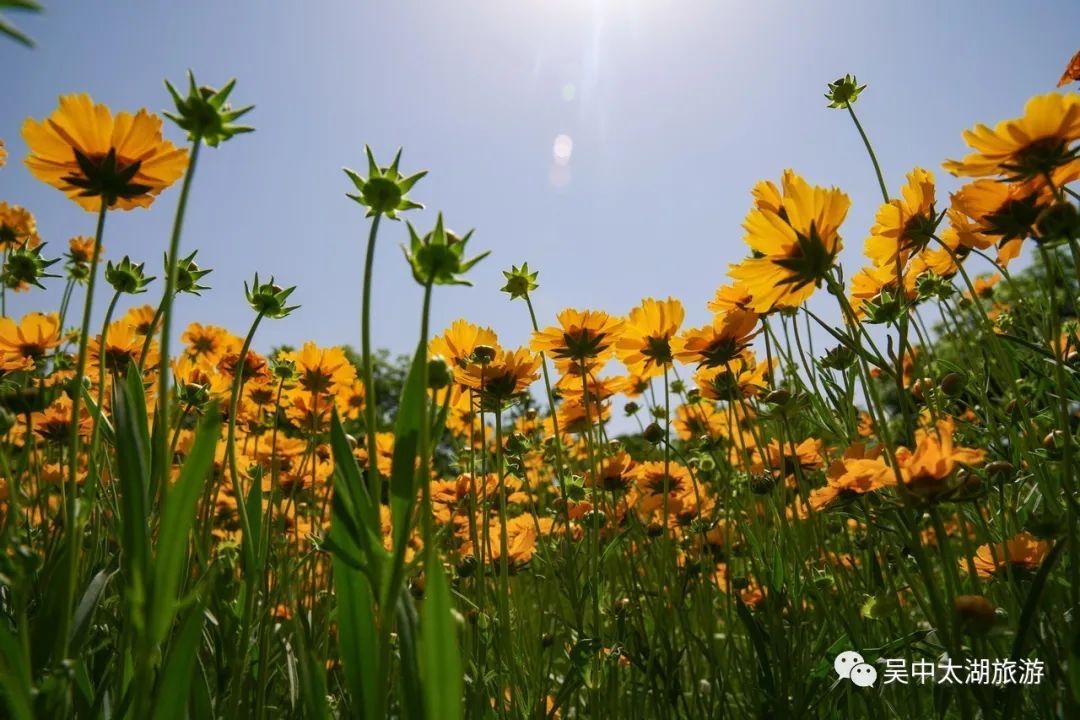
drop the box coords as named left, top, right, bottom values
left=835, top=651, right=877, bottom=688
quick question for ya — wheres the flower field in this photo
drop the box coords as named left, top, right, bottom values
left=3, top=12, right=1080, bottom=719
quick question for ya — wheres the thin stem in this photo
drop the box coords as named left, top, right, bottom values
left=845, top=101, right=889, bottom=203
left=58, top=201, right=107, bottom=661
left=360, top=213, right=383, bottom=504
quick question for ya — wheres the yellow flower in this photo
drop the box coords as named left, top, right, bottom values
left=693, top=350, right=771, bottom=400
left=68, top=236, right=101, bottom=264
left=864, top=167, right=937, bottom=269
left=1060, top=50, right=1080, bottom=88
left=90, top=320, right=155, bottom=375
left=942, top=92, right=1080, bottom=182
left=728, top=170, right=851, bottom=312
left=0, top=202, right=40, bottom=251
left=808, top=444, right=893, bottom=510
left=457, top=347, right=540, bottom=404
left=283, top=341, right=355, bottom=395
left=706, top=283, right=754, bottom=314
left=970, top=532, right=1051, bottom=578
left=430, top=319, right=500, bottom=370
left=614, top=297, right=684, bottom=378
left=531, top=309, right=624, bottom=369
left=672, top=309, right=758, bottom=367
left=21, top=93, right=189, bottom=211
left=121, top=304, right=158, bottom=336
left=896, top=417, right=985, bottom=500
left=948, top=177, right=1069, bottom=265
left=0, top=312, right=61, bottom=365
left=182, top=323, right=236, bottom=362
left=0, top=138, right=6, bottom=168
left=673, top=402, right=728, bottom=442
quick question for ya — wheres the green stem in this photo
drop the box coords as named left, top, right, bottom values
left=360, top=214, right=384, bottom=507
left=58, top=201, right=107, bottom=662
left=157, top=136, right=203, bottom=506
left=845, top=101, right=889, bottom=203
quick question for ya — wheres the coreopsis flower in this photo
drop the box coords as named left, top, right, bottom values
left=629, top=461, right=692, bottom=502
left=751, top=437, right=826, bottom=481
left=556, top=396, right=611, bottom=434
left=430, top=319, right=500, bottom=372
left=706, top=283, right=754, bottom=314
left=1060, top=50, right=1080, bottom=87
left=0, top=138, right=6, bottom=167
left=948, top=178, right=1064, bottom=265
left=849, top=264, right=909, bottom=322
left=896, top=417, right=985, bottom=500
left=218, top=348, right=270, bottom=384
left=0, top=202, right=40, bottom=251
left=673, top=402, right=729, bottom=442
left=182, top=323, right=235, bottom=363
left=500, top=262, right=539, bottom=300
left=970, top=532, right=1051, bottom=578
left=728, top=170, right=851, bottom=312
left=693, top=351, right=771, bottom=400
left=615, top=297, right=685, bottom=378
left=808, top=444, right=894, bottom=510
left=457, top=347, right=540, bottom=407
left=105, top=256, right=154, bottom=294
left=672, top=309, right=759, bottom=367
left=33, top=396, right=91, bottom=444
left=588, top=451, right=636, bottom=492
left=556, top=372, right=628, bottom=406
left=336, top=379, right=366, bottom=421
left=942, top=92, right=1080, bottom=184
left=531, top=309, right=624, bottom=370
left=864, top=167, right=939, bottom=270
left=3, top=242, right=60, bottom=291
left=0, top=312, right=61, bottom=367
left=282, top=342, right=355, bottom=395
left=89, top=320, right=154, bottom=375
left=245, top=274, right=298, bottom=319
left=121, top=305, right=160, bottom=336
left=21, top=94, right=188, bottom=211
left=715, top=564, right=766, bottom=608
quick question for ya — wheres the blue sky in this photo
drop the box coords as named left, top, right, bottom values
left=3, top=0, right=1078, bottom=362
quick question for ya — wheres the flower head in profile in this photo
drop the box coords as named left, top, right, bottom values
left=3, top=242, right=60, bottom=291
left=457, top=347, right=540, bottom=408
left=22, top=94, right=188, bottom=211
left=896, top=417, right=985, bottom=501
left=0, top=202, right=40, bottom=251
left=1060, top=50, right=1080, bottom=88
left=706, top=283, right=754, bottom=314
left=728, top=170, right=851, bottom=313
left=864, top=167, right=940, bottom=270
left=970, top=532, right=1051, bottom=578
left=615, top=297, right=684, bottom=378
left=344, top=146, right=426, bottom=219
left=694, top=350, right=771, bottom=400
left=0, top=312, right=61, bottom=367
left=825, top=74, right=866, bottom=108
left=244, top=273, right=298, bottom=319
left=430, top=319, right=500, bottom=373
left=942, top=92, right=1080, bottom=183
left=808, top=444, right=893, bottom=510
left=672, top=309, right=759, bottom=368
left=531, top=309, right=624, bottom=369
left=949, top=178, right=1066, bottom=265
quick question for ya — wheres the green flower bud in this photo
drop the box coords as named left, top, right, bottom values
left=105, top=256, right=154, bottom=294
left=643, top=422, right=665, bottom=444
left=427, top=355, right=452, bottom=390
left=500, top=262, right=539, bottom=300
left=244, top=273, right=299, bottom=319
left=3, top=243, right=60, bottom=290
left=825, top=74, right=867, bottom=108
left=164, top=71, right=255, bottom=147
left=344, top=146, right=426, bottom=219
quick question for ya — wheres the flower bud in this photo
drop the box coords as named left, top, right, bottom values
left=643, top=422, right=665, bottom=444
left=953, top=595, right=996, bottom=636
left=939, top=372, right=966, bottom=397
left=427, top=355, right=452, bottom=390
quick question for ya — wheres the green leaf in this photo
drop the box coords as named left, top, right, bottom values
left=333, top=559, right=380, bottom=720
left=389, top=342, right=427, bottom=548
left=152, top=604, right=206, bottom=720
left=421, top=556, right=462, bottom=720
left=112, top=368, right=153, bottom=625
left=396, top=592, right=425, bottom=720
left=0, top=622, right=32, bottom=720
left=288, top=612, right=330, bottom=720
left=70, top=569, right=114, bottom=651
left=148, top=407, right=220, bottom=647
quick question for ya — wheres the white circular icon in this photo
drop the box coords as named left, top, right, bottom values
left=834, top=651, right=865, bottom=679
left=850, top=662, right=878, bottom=687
